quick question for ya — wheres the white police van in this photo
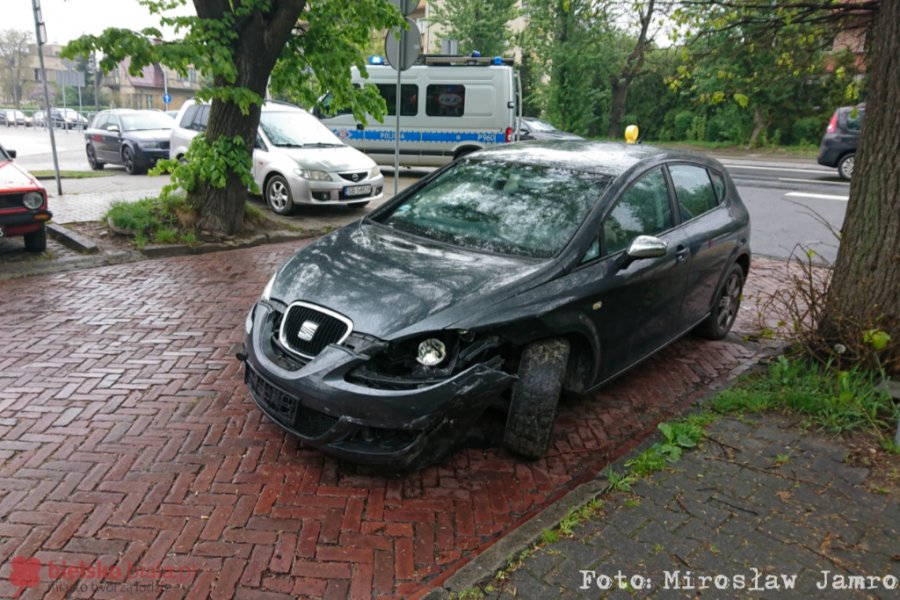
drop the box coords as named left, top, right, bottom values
left=317, top=55, right=520, bottom=167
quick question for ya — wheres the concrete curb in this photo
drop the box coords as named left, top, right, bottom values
left=140, top=228, right=324, bottom=258
left=426, top=341, right=781, bottom=599
left=46, top=223, right=99, bottom=254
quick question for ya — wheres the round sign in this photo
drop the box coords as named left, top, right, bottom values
left=385, top=18, right=421, bottom=72
left=389, top=0, right=418, bottom=16
left=162, top=93, right=172, bottom=104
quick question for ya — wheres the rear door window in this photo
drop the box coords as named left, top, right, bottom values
left=426, top=85, right=465, bottom=117
left=669, top=164, right=719, bottom=221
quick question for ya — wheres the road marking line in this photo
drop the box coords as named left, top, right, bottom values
left=784, top=192, right=849, bottom=202
left=777, top=177, right=849, bottom=186
left=722, top=163, right=832, bottom=175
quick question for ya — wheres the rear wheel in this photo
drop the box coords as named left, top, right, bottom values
left=837, top=153, right=854, bottom=180
left=86, top=144, right=104, bottom=170
left=503, top=338, right=570, bottom=459
left=697, top=264, right=744, bottom=340
left=265, top=175, right=295, bottom=215
left=24, top=226, right=47, bottom=253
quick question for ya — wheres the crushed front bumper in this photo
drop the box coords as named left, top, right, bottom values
left=241, top=301, right=514, bottom=467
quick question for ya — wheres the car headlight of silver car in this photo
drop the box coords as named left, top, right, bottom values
left=295, top=168, right=332, bottom=181
left=23, top=192, right=44, bottom=210
left=369, top=165, right=381, bottom=179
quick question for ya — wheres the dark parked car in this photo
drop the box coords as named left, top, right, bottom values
left=240, top=141, right=751, bottom=467
left=84, top=109, right=174, bottom=174
left=518, top=117, right=582, bottom=141
left=0, top=143, right=51, bottom=252
left=817, top=104, right=863, bottom=180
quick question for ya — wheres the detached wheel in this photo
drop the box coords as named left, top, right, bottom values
left=24, top=226, right=47, bottom=253
left=265, top=175, right=295, bottom=215
left=697, top=263, right=744, bottom=340
left=503, top=338, right=570, bottom=459
left=837, top=153, right=854, bottom=181
left=86, top=144, right=104, bottom=170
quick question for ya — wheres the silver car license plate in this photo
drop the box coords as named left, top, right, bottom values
left=344, top=184, right=372, bottom=198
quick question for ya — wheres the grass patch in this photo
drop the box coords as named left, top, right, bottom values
left=105, top=192, right=262, bottom=249
left=710, top=356, right=897, bottom=439
left=31, top=169, right=116, bottom=179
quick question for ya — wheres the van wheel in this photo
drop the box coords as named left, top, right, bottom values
left=265, top=175, right=295, bottom=215
left=503, top=338, right=570, bottom=459
left=837, top=153, right=854, bottom=180
left=24, top=226, right=47, bottom=252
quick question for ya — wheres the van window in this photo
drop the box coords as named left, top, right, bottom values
left=426, top=85, right=465, bottom=117
left=376, top=84, right=418, bottom=116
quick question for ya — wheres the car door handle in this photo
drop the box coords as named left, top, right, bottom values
left=676, top=245, right=689, bottom=262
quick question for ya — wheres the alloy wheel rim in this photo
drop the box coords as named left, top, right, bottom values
left=717, top=273, right=741, bottom=330
left=268, top=181, right=288, bottom=210
left=123, top=148, right=133, bottom=171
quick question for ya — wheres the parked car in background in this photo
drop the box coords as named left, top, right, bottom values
left=171, top=99, right=384, bottom=213
left=817, top=104, right=864, bottom=180
left=241, top=141, right=751, bottom=467
left=3, top=110, right=33, bottom=127
left=84, top=109, right=174, bottom=174
left=0, top=142, right=51, bottom=252
left=518, top=117, right=582, bottom=141
left=32, top=110, right=47, bottom=127
left=55, top=108, right=89, bottom=129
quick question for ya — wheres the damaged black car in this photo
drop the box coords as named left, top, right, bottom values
left=241, top=141, right=751, bottom=467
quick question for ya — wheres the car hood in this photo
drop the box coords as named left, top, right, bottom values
left=274, top=145, right=373, bottom=172
left=269, top=223, right=548, bottom=339
left=123, top=129, right=172, bottom=142
left=0, top=159, right=42, bottom=191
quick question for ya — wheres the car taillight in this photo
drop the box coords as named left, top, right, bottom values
left=504, top=127, right=513, bottom=143
left=826, top=111, right=838, bottom=133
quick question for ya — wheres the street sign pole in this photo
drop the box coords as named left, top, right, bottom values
left=31, top=0, right=62, bottom=195
left=394, top=39, right=403, bottom=196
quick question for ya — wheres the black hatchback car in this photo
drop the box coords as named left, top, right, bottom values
left=241, top=142, right=751, bottom=467
left=817, top=104, right=864, bottom=180
left=84, top=109, right=174, bottom=174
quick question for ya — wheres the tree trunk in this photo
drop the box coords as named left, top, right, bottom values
left=819, top=0, right=899, bottom=374
left=190, top=0, right=306, bottom=236
left=607, top=76, right=629, bottom=139
left=747, top=107, right=767, bottom=148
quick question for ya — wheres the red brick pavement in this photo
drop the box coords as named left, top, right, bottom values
left=0, top=243, right=784, bottom=599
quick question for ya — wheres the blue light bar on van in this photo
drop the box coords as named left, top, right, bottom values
left=368, top=55, right=385, bottom=65
left=492, top=56, right=503, bottom=65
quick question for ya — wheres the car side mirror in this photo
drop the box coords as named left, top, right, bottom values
left=7, top=149, right=16, bottom=159
left=617, top=235, right=668, bottom=270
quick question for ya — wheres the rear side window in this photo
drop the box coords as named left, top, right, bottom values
left=376, top=84, right=418, bottom=116
left=709, top=170, right=726, bottom=202
left=844, top=107, right=864, bottom=131
left=426, top=85, right=465, bottom=117
left=603, top=168, right=674, bottom=256
left=669, top=164, right=719, bottom=221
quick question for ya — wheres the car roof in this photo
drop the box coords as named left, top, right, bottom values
left=472, top=141, right=717, bottom=177
left=183, top=98, right=306, bottom=114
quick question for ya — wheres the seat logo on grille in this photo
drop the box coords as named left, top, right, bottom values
left=298, top=320, right=319, bottom=342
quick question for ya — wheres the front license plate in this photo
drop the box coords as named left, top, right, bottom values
left=344, top=184, right=372, bottom=198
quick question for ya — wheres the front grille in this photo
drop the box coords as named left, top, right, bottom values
left=339, top=171, right=368, bottom=183
left=280, top=302, right=352, bottom=358
left=0, top=194, right=24, bottom=211
left=246, top=367, right=338, bottom=437
left=159, top=141, right=170, bottom=150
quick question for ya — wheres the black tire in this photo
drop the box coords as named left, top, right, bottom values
left=265, top=175, right=295, bottom=215
left=86, top=144, right=104, bottom=170
left=24, top=226, right=47, bottom=253
left=837, top=153, right=854, bottom=181
left=122, top=146, right=143, bottom=175
left=697, top=263, right=744, bottom=340
left=503, top=338, right=570, bottom=459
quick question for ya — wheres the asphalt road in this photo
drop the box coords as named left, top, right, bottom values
left=1, top=126, right=848, bottom=262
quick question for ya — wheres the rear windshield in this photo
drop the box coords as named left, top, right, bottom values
left=379, top=158, right=611, bottom=259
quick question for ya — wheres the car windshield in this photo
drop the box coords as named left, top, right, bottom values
left=260, top=111, right=344, bottom=148
left=120, top=112, right=174, bottom=131
left=379, top=159, right=611, bottom=258
left=526, top=119, right=559, bottom=133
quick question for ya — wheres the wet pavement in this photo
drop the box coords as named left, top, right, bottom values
left=0, top=238, right=789, bottom=598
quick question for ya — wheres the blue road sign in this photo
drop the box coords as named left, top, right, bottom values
left=162, top=93, right=171, bottom=104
